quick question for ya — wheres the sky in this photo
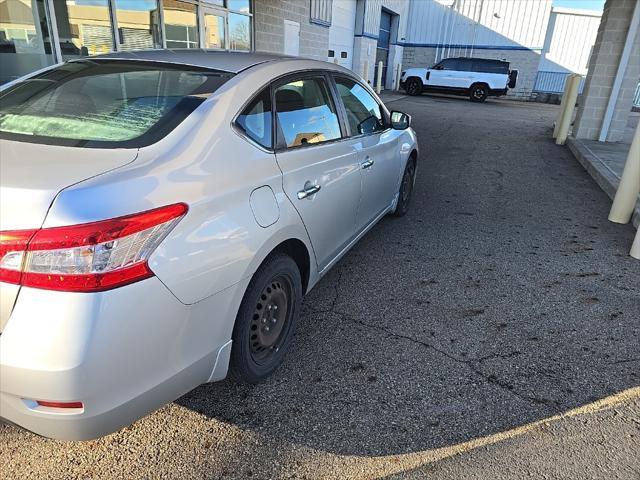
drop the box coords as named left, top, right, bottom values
left=552, top=0, right=606, bottom=11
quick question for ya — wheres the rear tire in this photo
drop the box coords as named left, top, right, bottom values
left=470, top=83, right=488, bottom=102
left=405, top=78, right=423, bottom=96
left=393, top=157, right=417, bottom=217
left=229, top=253, right=302, bottom=384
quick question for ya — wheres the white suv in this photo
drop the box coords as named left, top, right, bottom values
left=401, top=57, right=518, bottom=102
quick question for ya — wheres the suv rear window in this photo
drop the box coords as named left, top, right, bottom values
left=0, top=60, right=233, bottom=148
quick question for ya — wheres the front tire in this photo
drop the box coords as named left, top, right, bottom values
left=405, top=77, right=423, bottom=96
left=393, top=158, right=417, bottom=217
left=229, top=253, right=302, bottom=384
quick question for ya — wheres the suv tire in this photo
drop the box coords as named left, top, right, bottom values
left=229, top=253, right=302, bottom=384
left=470, top=83, right=488, bottom=102
left=405, top=78, right=423, bottom=96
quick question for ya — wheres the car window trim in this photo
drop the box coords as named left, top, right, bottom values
left=271, top=71, right=347, bottom=153
left=231, top=85, right=275, bottom=152
left=330, top=73, right=392, bottom=140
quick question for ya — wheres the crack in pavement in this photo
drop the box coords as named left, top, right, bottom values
left=305, top=268, right=560, bottom=411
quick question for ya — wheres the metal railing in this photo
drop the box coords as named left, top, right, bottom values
left=533, top=71, right=585, bottom=94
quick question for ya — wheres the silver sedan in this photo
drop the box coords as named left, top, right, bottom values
left=0, top=50, right=418, bottom=440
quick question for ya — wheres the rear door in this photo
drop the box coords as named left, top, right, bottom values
left=332, top=75, right=399, bottom=231
left=274, top=73, right=362, bottom=271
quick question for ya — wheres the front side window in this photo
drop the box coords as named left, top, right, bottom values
left=275, top=77, right=341, bottom=148
left=236, top=88, right=272, bottom=149
left=0, top=60, right=232, bottom=147
left=335, top=77, right=385, bottom=136
left=435, top=59, right=458, bottom=71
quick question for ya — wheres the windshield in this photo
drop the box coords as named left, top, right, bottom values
left=0, top=60, right=233, bottom=148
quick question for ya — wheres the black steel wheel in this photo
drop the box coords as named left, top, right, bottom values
left=393, top=158, right=416, bottom=217
left=229, top=253, right=302, bottom=383
left=470, top=83, right=488, bottom=102
left=405, top=77, right=423, bottom=96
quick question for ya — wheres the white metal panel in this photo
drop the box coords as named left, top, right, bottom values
left=329, top=0, right=357, bottom=68
left=539, top=8, right=601, bottom=74
left=405, top=0, right=552, bottom=52
left=284, top=20, right=300, bottom=56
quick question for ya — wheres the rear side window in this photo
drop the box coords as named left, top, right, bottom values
left=334, top=77, right=385, bottom=136
left=472, top=60, right=509, bottom=74
left=274, top=77, right=341, bottom=148
left=0, top=60, right=233, bottom=148
left=457, top=59, right=473, bottom=72
left=236, top=88, right=272, bottom=149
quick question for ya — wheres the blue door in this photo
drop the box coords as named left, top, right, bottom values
left=375, top=10, right=392, bottom=88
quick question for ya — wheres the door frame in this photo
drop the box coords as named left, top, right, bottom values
left=199, top=5, right=228, bottom=49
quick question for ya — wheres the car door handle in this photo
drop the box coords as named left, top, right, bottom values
left=361, top=158, right=374, bottom=169
left=297, top=184, right=321, bottom=200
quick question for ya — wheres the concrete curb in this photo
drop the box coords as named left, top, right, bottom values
left=567, top=136, right=639, bottom=229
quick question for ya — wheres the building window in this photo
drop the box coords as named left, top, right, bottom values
left=203, top=10, right=225, bottom=48
left=163, top=0, right=199, bottom=48
left=0, top=0, right=56, bottom=84
left=114, top=0, right=162, bottom=51
left=229, top=12, right=250, bottom=51
left=310, top=0, right=331, bottom=26
left=52, top=0, right=114, bottom=60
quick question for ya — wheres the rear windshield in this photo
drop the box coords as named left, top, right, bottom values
left=0, top=60, right=233, bottom=148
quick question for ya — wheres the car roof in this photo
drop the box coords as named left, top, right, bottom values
left=447, top=57, right=508, bottom=63
left=82, top=49, right=298, bottom=74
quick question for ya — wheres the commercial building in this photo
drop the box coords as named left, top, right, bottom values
left=0, top=0, right=605, bottom=100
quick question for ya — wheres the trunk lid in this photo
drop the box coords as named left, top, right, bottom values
left=0, top=139, right=137, bottom=330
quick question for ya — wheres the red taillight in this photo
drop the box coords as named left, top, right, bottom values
left=36, top=400, right=84, bottom=409
left=0, top=203, right=187, bottom=292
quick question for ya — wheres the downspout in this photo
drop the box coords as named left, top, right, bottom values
left=598, top=0, right=640, bottom=142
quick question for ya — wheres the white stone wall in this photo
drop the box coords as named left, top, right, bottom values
left=574, top=0, right=640, bottom=141
left=253, top=0, right=330, bottom=61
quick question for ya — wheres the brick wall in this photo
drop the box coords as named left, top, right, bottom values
left=253, top=0, right=330, bottom=60
left=402, top=46, right=542, bottom=100
left=573, top=0, right=640, bottom=141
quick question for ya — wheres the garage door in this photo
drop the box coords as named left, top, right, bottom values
left=328, top=1, right=356, bottom=70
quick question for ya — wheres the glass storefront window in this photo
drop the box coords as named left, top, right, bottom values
left=52, top=0, right=114, bottom=60
left=227, top=0, right=249, bottom=14
left=163, top=0, right=198, bottom=48
left=228, top=12, right=249, bottom=51
left=203, top=11, right=224, bottom=49
left=0, top=0, right=55, bottom=84
left=115, top=0, right=162, bottom=51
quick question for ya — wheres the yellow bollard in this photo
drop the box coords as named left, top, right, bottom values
left=631, top=228, right=640, bottom=260
left=553, top=75, right=573, bottom=138
left=376, top=61, right=383, bottom=94
left=555, top=74, right=582, bottom=145
left=609, top=119, right=640, bottom=224
left=363, top=61, right=369, bottom=85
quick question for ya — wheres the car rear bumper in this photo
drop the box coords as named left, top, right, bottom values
left=0, top=277, right=238, bottom=440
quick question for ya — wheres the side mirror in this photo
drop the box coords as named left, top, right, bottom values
left=390, top=111, right=411, bottom=130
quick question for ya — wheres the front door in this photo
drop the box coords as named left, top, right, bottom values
left=333, top=76, right=399, bottom=230
left=284, top=20, right=300, bottom=56
left=274, top=74, right=362, bottom=270
left=201, top=7, right=227, bottom=49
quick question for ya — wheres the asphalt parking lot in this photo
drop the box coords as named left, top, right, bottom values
left=2, top=94, right=639, bottom=479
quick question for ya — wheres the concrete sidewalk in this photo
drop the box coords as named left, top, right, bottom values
left=567, top=113, right=640, bottom=229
